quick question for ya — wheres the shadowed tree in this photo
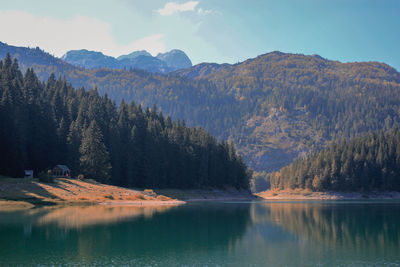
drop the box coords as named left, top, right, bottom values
left=79, top=120, right=111, bottom=183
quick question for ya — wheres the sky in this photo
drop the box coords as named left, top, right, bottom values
left=0, top=0, right=399, bottom=70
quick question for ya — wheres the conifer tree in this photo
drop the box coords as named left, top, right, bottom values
left=79, top=121, right=111, bottom=182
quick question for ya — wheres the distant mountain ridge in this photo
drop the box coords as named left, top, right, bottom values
left=61, top=48, right=192, bottom=73
left=2, top=41, right=400, bottom=179
left=61, top=49, right=120, bottom=69
left=156, top=49, right=193, bottom=72
left=117, top=50, right=151, bottom=60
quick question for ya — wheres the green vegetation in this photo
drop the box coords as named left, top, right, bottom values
left=269, top=129, right=400, bottom=192
left=0, top=54, right=250, bottom=189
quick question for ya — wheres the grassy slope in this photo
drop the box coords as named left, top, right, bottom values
left=0, top=177, right=180, bottom=208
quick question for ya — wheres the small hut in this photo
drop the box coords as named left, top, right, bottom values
left=52, top=165, right=71, bottom=178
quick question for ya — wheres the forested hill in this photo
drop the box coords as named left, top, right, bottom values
left=2, top=42, right=400, bottom=175
left=176, top=52, right=400, bottom=170
left=269, top=129, right=400, bottom=192
left=175, top=52, right=400, bottom=82
left=0, top=54, right=250, bottom=189
left=0, top=42, right=76, bottom=74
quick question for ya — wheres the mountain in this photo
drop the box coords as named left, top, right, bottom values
left=156, top=49, right=192, bottom=71
left=269, top=129, right=400, bottom=192
left=175, top=52, right=400, bottom=171
left=0, top=41, right=74, bottom=71
left=61, top=48, right=192, bottom=73
left=117, top=50, right=151, bottom=60
left=2, top=41, right=400, bottom=177
left=61, top=49, right=120, bottom=69
left=174, top=62, right=230, bottom=79
left=118, top=55, right=170, bottom=73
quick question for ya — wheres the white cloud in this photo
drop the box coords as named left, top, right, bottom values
left=197, top=8, right=213, bottom=15
left=157, top=1, right=199, bottom=16
left=125, top=34, right=166, bottom=56
left=0, top=10, right=166, bottom=58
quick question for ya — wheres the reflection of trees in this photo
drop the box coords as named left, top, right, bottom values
left=0, top=203, right=252, bottom=265
left=81, top=203, right=252, bottom=253
left=256, top=203, right=400, bottom=253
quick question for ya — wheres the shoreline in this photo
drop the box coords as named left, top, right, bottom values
left=0, top=177, right=184, bottom=211
left=0, top=199, right=186, bottom=212
left=0, top=177, right=255, bottom=211
left=154, top=188, right=256, bottom=202
left=257, top=189, right=400, bottom=200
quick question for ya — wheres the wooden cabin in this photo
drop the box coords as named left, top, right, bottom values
left=52, top=165, right=71, bottom=178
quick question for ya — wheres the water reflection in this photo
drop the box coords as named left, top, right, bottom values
left=0, top=203, right=251, bottom=266
left=1, top=202, right=400, bottom=266
left=0, top=204, right=176, bottom=233
left=254, top=202, right=400, bottom=252
left=238, top=202, right=400, bottom=266
left=37, top=205, right=175, bottom=228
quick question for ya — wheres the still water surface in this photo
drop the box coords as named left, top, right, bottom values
left=0, top=201, right=399, bottom=266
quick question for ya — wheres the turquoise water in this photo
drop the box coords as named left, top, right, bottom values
left=0, top=201, right=399, bottom=266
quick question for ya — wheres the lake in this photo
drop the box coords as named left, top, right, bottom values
left=0, top=201, right=399, bottom=266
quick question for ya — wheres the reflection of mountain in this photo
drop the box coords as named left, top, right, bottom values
left=258, top=202, right=400, bottom=252
left=0, top=203, right=251, bottom=266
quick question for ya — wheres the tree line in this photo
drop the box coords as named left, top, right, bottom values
left=269, top=129, right=400, bottom=192
left=0, top=54, right=250, bottom=189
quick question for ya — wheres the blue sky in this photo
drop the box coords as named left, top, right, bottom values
left=0, top=0, right=399, bottom=70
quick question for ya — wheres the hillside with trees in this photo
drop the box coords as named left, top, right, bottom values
left=269, top=129, right=400, bottom=192
left=0, top=54, right=250, bottom=189
left=2, top=42, right=400, bottom=176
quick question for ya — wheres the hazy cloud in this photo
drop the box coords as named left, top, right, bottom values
left=197, top=8, right=213, bottom=15
left=157, top=1, right=199, bottom=16
left=0, top=10, right=166, bottom=57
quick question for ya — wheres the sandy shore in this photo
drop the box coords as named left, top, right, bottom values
left=257, top=189, right=400, bottom=200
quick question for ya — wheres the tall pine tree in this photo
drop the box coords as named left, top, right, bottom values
left=79, top=121, right=111, bottom=183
